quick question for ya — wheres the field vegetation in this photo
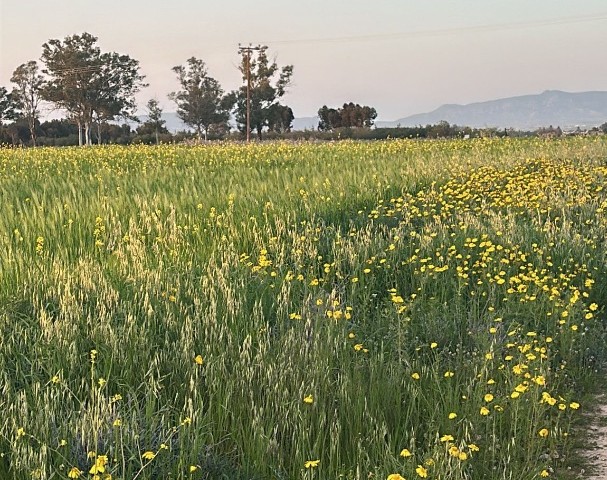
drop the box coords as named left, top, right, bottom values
left=0, top=138, right=606, bottom=479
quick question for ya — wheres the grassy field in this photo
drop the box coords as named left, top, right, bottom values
left=0, top=138, right=606, bottom=480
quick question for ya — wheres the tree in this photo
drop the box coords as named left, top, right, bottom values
left=318, top=102, right=377, bottom=131
left=318, top=105, right=342, bottom=131
left=169, top=57, right=232, bottom=141
left=232, top=46, right=293, bottom=140
left=41, top=32, right=146, bottom=146
left=266, top=104, right=294, bottom=133
left=0, top=86, right=16, bottom=125
left=139, top=98, right=167, bottom=144
left=11, top=61, right=45, bottom=146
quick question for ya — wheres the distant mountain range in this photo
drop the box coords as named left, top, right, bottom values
left=137, top=91, right=607, bottom=133
left=376, top=90, right=607, bottom=130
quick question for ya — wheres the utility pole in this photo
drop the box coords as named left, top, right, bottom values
left=238, top=44, right=260, bottom=142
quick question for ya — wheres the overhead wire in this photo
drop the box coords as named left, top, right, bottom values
left=256, top=13, right=607, bottom=46
left=39, top=13, right=607, bottom=75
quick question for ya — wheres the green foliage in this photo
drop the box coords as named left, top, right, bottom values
left=0, top=86, right=17, bottom=125
left=136, top=99, right=168, bottom=144
left=41, top=32, right=146, bottom=145
left=169, top=58, right=232, bottom=141
left=10, top=61, right=45, bottom=146
left=266, top=103, right=294, bottom=133
left=318, top=102, right=377, bottom=130
left=232, top=45, right=294, bottom=139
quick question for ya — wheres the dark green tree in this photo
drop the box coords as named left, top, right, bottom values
left=11, top=61, right=45, bottom=146
left=41, top=32, right=145, bottom=146
left=318, top=105, right=342, bottom=131
left=138, top=98, right=167, bottom=144
left=266, top=104, right=294, bottom=133
left=232, top=46, right=293, bottom=140
left=318, top=103, right=377, bottom=130
left=169, top=57, right=232, bottom=141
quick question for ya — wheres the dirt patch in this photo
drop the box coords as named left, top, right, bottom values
left=580, top=394, right=607, bottom=479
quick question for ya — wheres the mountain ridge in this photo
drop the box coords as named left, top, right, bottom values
left=376, top=90, right=607, bottom=130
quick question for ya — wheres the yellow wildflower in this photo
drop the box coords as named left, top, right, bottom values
left=400, top=448, right=412, bottom=457
left=67, top=467, right=82, bottom=478
left=142, top=451, right=156, bottom=461
left=415, top=465, right=428, bottom=478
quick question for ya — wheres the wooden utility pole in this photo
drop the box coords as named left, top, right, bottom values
left=238, top=44, right=260, bottom=142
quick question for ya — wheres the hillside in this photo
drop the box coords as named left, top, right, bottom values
left=376, top=90, right=607, bottom=130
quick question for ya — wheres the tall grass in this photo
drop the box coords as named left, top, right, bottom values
left=0, top=137, right=606, bottom=479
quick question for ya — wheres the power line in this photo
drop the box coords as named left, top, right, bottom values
left=257, top=13, right=607, bottom=46
left=35, top=12, right=607, bottom=77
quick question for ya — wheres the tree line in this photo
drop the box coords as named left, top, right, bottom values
left=0, top=33, right=297, bottom=145
left=0, top=32, right=383, bottom=146
left=6, top=32, right=600, bottom=146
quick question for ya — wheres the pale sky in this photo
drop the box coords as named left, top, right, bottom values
left=1, top=0, right=606, bottom=120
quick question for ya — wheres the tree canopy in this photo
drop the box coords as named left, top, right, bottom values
left=41, top=32, right=146, bottom=145
left=318, top=103, right=377, bottom=131
left=169, top=57, right=233, bottom=141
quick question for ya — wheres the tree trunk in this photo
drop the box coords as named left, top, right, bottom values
left=97, top=121, right=102, bottom=145
left=155, top=128, right=159, bottom=145
left=28, top=117, right=36, bottom=147
left=204, top=127, right=208, bottom=142
left=85, top=121, right=91, bottom=146
left=78, top=121, right=83, bottom=146
left=256, top=125, right=263, bottom=141
left=196, top=126, right=202, bottom=142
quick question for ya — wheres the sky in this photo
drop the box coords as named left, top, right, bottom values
left=1, top=0, right=606, bottom=121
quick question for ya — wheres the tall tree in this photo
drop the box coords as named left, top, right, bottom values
left=232, top=46, right=293, bottom=140
left=11, top=61, right=45, bottom=146
left=41, top=32, right=145, bottom=146
left=169, top=57, right=232, bottom=141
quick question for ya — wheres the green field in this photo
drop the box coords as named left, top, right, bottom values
left=1, top=138, right=606, bottom=479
